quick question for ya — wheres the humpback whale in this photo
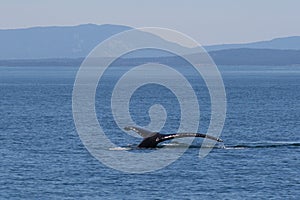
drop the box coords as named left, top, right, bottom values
left=124, top=126, right=223, bottom=148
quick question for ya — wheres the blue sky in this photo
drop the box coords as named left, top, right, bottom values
left=1, top=0, right=299, bottom=45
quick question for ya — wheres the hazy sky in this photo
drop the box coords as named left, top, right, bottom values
left=1, top=0, right=300, bottom=45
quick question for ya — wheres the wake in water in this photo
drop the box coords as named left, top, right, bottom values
left=108, top=141, right=300, bottom=151
left=224, top=141, right=300, bottom=149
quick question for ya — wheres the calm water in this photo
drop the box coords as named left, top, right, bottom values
left=1, top=65, right=300, bottom=199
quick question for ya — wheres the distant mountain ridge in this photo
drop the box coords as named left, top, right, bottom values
left=1, top=48, right=300, bottom=66
left=0, top=24, right=131, bottom=59
left=0, top=24, right=197, bottom=59
left=204, top=36, right=300, bottom=51
left=0, top=24, right=300, bottom=66
left=209, top=48, right=300, bottom=66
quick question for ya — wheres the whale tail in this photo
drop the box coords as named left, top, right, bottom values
left=124, top=126, right=157, bottom=138
left=124, top=126, right=223, bottom=148
left=162, top=133, right=223, bottom=142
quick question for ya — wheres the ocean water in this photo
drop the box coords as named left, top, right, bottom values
left=0, top=65, right=299, bottom=199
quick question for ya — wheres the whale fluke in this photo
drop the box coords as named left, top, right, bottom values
left=124, top=126, right=223, bottom=148
left=124, top=126, right=156, bottom=138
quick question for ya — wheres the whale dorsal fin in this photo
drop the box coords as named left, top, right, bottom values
left=124, top=126, right=157, bottom=138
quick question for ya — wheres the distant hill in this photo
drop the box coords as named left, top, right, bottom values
left=0, top=24, right=131, bottom=59
left=0, top=24, right=197, bottom=59
left=0, top=24, right=300, bottom=65
left=209, top=48, right=300, bottom=66
left=204, top=36, right=300, bottom=51
left=1, top=48, right=300, bottom=66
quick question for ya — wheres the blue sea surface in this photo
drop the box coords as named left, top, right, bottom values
left=0, top=65, right=300, bottom=199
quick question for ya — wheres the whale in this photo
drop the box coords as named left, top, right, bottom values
left=124, top=126, right=223, bottom=148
